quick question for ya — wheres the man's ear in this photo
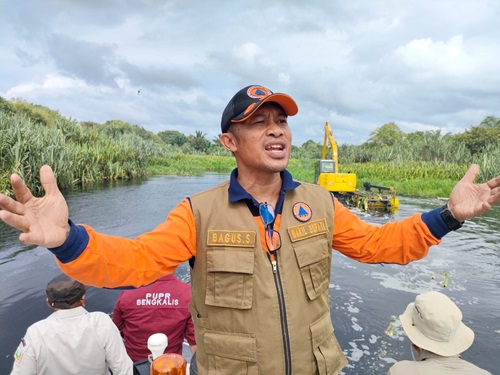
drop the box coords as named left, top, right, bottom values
left=220, top=133, right=237, bottom=152
left=46, top=299, right=55, bottom=310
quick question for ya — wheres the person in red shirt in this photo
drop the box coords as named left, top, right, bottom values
left=112, top=274, right=196, bottom=362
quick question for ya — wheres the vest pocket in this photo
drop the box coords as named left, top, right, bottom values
left=205, top=248, right=254, bottom=309
left=205, top=331, right=258, bottom=375
left=292, top=234, right=331, bottom=300
left=310, top=312, right=348, bottom=375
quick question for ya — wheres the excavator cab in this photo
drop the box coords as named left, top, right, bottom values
left=315, top=122, right=356, bottom=193
left=314, top=159, right=335, bottom=182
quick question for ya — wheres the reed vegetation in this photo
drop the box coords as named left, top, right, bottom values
left=0, top=110, right=163, bottom=196
left=1, top=97, right=498, bottom=199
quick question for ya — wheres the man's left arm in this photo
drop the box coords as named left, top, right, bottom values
left=332, top=197, right=440, bottom=264
left=331, top=164, right=500, bottom=264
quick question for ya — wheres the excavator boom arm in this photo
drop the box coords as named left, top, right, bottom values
left=322, top=122, right=338, bottom=173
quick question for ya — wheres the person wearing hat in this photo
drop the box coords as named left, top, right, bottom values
left=1, top=85, right=500, bottom=375
left=10, top=273, right=133, bottom=375
left=387, top=291, right=491, bottom=375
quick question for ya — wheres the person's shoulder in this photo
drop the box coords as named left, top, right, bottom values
left=296, top=180, right=330, bottom=191
left=171, top=277, right=191, bottom=288
left=386, top=360, right=420, bottom=375
left=461, top=360, right=493, bottom=375
left=294, top=181, right=334, bottom=202
left=115, top=287, right=142, bottom=300
left=27, top=316, right=50, bottom=327
left=21, top=315, right=56, bottom=340
left=168, top=278, right=192, bottom=301
left=434, top=356, right=492, bottom=374
left=190, top=180, right=230, bottom=198
left=87, top=311, right=124, bottom=332
left=24, top=318, right=48, bottom=335
left=89, top=310, right=112, bottom=317
left=87, top=310, right=114, bottom=324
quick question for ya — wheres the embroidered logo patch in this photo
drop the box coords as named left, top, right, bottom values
left=207, top=230, right=256, bottom=247
left=14, top=343, right=25, bottom=363
left=247, top=86, right=272, bottom=99
left=287, top=218, right=328, bottom=242
left=292, top=202, right=312, bottom=222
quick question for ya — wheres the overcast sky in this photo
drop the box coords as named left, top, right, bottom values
left=1, top=0, right=499, bottom=146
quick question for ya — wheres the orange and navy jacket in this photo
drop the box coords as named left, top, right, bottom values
left=50, top=169, right=446, bottom=288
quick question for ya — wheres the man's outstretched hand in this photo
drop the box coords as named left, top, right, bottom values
left=448, top=164, right=500, bottom=222
left=0, top=165, right=70, bottom=248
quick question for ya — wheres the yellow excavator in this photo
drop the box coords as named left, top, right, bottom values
left=314, top=122, right=399, bottom=212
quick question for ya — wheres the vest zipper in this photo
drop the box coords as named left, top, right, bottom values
left=269, top=253, right=292, bottom=375
left=271, top=259, right=277, bottom=273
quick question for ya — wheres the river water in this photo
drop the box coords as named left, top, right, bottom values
left=0, top=173, right=499, bottom=374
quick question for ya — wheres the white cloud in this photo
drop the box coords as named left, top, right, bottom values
left=6, top=75, right=88, bottom=98
left=232, top=43, right=263, bottom=65
left=1, top=0, right=499, bottom=146
left=394, top=35, right=475, bottom=78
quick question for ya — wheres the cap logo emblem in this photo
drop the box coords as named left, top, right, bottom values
left=292, top=202, right=312, bottom=222
left=247, top=86, right=272, bottom=100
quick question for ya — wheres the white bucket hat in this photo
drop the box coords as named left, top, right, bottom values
left=400, top=291, right=474, bottom=357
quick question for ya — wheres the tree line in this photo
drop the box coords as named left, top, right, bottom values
left=1, top=96, right=498, bottom=197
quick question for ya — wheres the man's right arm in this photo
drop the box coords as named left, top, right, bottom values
left=51, top=199, right=197, bottom=288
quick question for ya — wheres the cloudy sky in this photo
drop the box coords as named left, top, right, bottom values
left=1, top=0, right=499, bottom=146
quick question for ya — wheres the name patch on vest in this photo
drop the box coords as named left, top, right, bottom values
left=207, top=230, right=256, bottom=247
left=287, top=218, right=328, bottom=242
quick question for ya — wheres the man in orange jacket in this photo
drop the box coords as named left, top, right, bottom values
left=1, top=85, right=500, bottom=374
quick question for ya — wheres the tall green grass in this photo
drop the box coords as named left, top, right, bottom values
left=1, top=99, right=498, bottom=200
left=0, top=112, right=163, bottom=196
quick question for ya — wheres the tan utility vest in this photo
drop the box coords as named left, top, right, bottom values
left=189, top=180, right=348, bottom=375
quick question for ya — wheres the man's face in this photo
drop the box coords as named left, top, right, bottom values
left=227, top=103, right=292, bottom=174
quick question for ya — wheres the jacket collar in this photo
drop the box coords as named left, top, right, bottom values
left=228, top=168, right=300, bottom=204
left=49, top=306, right=88, bottom=319
left=420, top=349, right=461, bottom=361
